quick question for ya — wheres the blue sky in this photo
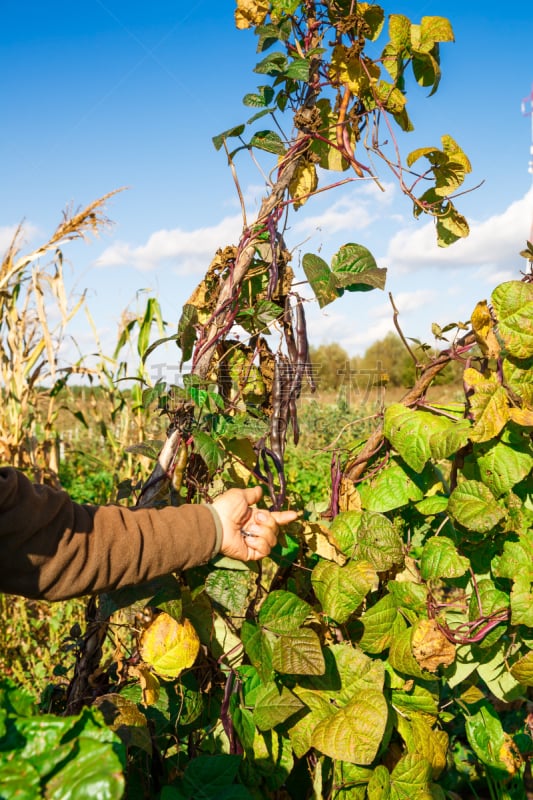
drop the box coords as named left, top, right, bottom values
left=1, top=1, right=532, bottom=377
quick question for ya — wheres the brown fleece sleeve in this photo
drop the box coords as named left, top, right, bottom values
left=0, top=467, right=217, bottom=601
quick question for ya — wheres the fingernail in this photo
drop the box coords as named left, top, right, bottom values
left=255, top=511, right=267, bottom=523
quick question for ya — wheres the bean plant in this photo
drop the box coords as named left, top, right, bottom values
left=2, top=3, right=533, bottom=799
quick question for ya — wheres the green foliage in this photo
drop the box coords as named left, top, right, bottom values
left=0, top=594, right=85, bottom=696
left=88, top=278, right=530, bottom=798
left=358, top=333, right=411, bottom=388
left=225, top=0, right=470, bottom=249
left=285, top=445, right=332, bottom=506
left=409, top=136, right=472, bottom=246
left=0, top=679, right=125, bottom=799
left=31, top=274, right=526, bottom=796
left=303, top=244, right=387, bottom=309
left=59, top=455, right=115, bottom=505
left=310, top=334, right=463, bottom=395
left=308, top=343, right=353, bottom=392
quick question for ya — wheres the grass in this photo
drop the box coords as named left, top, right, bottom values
left=0, top=593, right=86, bottom=703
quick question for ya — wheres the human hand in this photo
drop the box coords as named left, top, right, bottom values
left=212, top=486, right=298, bottom=562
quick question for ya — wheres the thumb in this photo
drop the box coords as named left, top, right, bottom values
left=242, top=486, right=263, bottom=506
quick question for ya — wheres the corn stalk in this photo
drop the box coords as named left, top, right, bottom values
left=0, top=192, right=120, bottom=475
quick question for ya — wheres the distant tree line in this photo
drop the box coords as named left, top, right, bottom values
left=308, top=333, right=464, bottom=393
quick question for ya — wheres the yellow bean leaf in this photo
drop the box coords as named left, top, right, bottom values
left=463, top=366, right=487, bottom=387
left=130, top=665, right=161, bottom=706
left=300, top=521, right=347, bottom=565
left=509, top=406, right=533, bottom=427
left=412, top=618, right=455, bottom=672
left=289, top=161, right=318, bottom=209
left=463, top=369, right=511, bottom=442
left=471, top=300, right=500, bottom=359
left=499, top=734, right=524, bottom=776
left=330, top=47, right=380, bottom=94
left=235, top=0, right=269, bottom=29
left=140, top=613, right=200, bottom=679
left=339, top=478, right=362, bottom=512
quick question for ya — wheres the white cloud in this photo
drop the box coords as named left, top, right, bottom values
left=93, top=179, right=399, bottom=274
left=306, top=308, right=348, bottom=344
left=340, top=317, right=396, bottom=352
left=95, top=214, right=243, bottom=273
left=370, top=289, right=437, bottom=319
left=306, top=306, right=396, bottom=355
left=0, top=222, right=39, bottom=257
left=0, top=225, right=19, bottom=255
left=386, top=186, right=533, bottom=274
left=478, top=268, right=517, bottom=285
left=291, top=181, right=397, bottom=239
left=239, top=183, right=268, bottom=212
left=292, top=195, right=374, bottom=237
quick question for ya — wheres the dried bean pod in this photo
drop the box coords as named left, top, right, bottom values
left=269, top=355, right=292, bottom=489
left=294, top=295, right=316, bottom=393
left=261, top=446, right=287, bottom=511
left=171, top=441, right=188, bottom=493
left=266, top=217, right=279, bottom=300
left=270, top=356, right=284, bottom=463
left=283, top=295, right=298, bottom=365
left=289, top=392, right=300, bottom=446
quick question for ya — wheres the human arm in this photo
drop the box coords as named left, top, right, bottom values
left=0, top=466, right=220, bottom=600
left=0, top=467, right=296, bottom=601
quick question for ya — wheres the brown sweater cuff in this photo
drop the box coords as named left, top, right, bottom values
left=204, top=504, right=223, bottom=558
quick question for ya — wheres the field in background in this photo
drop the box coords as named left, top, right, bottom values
left=1, top=378, right=462, bottom=698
